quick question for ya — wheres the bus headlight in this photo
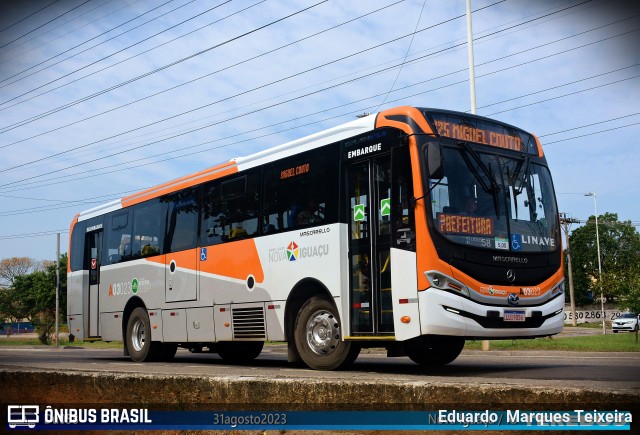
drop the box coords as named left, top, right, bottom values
left=424, top=271, right=470, bottom=297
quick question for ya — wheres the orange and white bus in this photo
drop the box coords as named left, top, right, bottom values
left=67, top=106, right=564, bottom=370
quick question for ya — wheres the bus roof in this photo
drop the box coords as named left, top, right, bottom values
left=77, top=112, right=377, bottom=221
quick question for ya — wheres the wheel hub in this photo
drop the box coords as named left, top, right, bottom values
left=131, top=319, right=146, bottom=352
left=306, top=310, right=340, bottom=356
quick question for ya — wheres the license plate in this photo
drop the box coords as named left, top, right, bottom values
left=504, top=310, right=526, bottom=322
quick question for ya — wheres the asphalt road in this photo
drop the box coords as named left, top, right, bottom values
left=1, top=343, right=638, bottom=395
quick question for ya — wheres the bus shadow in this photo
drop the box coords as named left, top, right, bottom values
left=91, top=348, right=551, bottom=378
left=172, top=351, right=549, bottom=378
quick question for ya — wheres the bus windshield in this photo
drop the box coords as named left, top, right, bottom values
left=428, top=144, right=559, bottom=253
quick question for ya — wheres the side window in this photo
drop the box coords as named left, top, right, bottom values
left=201, top=181, right=223, bottom=246
left=392, top=146, right=415, bottom=251
left=263, top=145, right=339, bottom=234
left=201, top=170, right=260, bottom=245
left=104, top=211, right=132, bottom=265
left=132, top=199, right=167, bottom=259
left=70, top=220, right=88, bottom=271
left=165, top=188, right=199, bottom=252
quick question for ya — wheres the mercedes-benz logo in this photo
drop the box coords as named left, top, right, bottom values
left=506, top=269, right=516, bottom=282
left=507, top=293, right=520, bottom=306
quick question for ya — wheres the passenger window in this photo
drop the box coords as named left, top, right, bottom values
left=104, top=211, right=132, bottom=264
left=131, top=199, right=167, bottom=259
left=201, top=171, right=260, bottom=245
left=165, top=188, right=199, bottom=253
left=263, top=145, right=339, bottom=234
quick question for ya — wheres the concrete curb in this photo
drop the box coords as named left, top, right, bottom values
left=1, top=369, right=637, bottom=409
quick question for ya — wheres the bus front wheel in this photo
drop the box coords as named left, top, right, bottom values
left=404, top=335, right=464, bottom=366
left=293, top=296, right=359, bottom=370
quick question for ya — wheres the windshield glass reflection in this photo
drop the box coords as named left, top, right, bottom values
left=428, top=145, right=559, bottom=252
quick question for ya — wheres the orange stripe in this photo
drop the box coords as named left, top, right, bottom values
left=533, top=133, right=544, bottom=158
left=375, top=106, right=434, bottom=135
left=68, top=214, right=79, bottom=273
left=451, top=265, right=565, bottom=298
left=121, top=161, right=238, bottom=208
left=407, top=135, right=450, bottom=289
left=145, top=239, right=264, bottom=283
left=201, top=239, right=264, bottom=283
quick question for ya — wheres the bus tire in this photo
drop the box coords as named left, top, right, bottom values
left=293, top=296, right=359, bottom=370
left=126, top=307, right=162, bottom=362
left=217, top=341, right=264, bottom=362
left=404, top=335, right=464, bottom=366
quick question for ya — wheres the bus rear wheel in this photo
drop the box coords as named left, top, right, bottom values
left=126, top=307, right=163, bottom=362
left=404, top=335, right=464, bottom=366
left=293, top=296, right=359, bottom=370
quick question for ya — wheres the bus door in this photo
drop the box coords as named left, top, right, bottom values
left=86, top=230, right=102, bottom=337
left=346, top=153, right=394, bottom=335
left=165, top=192, right=200, bottom=303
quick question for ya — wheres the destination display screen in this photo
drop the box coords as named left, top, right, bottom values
left=425, top=111, right=538, bottom=154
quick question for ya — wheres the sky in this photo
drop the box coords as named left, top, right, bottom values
left=0, top=0, right=638, bottom=261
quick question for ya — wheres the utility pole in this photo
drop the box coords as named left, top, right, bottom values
left=466, top=0, right=487, bottom=351
left=466, top=0, right=477, bottom=115
left=560, top=213, right=580, bottom=326
left=56, top=233, right=60, bottom=349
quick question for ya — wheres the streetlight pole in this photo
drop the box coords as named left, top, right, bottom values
left=466, top=0, right=488, bottom=351
left=560, top=213, right=580, bottom=326
left=585, top=192, right=606, bottom=334
left=466, top=0, right=477, bottom=115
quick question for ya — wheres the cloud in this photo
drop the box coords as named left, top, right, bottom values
left=0, top=0, right=638, bottom=259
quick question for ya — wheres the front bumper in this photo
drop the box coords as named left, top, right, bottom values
left=612, top=323, right=637, bottom=332
left=418, top=288, right=564, bottom=339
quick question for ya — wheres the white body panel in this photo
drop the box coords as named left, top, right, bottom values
left=69, top=223, right=347, bottom=343
left=100, top=311, right=122, bottom=341
left=166, top=253, right=198, bottom=302
left=162, top=309, right=187, bottom=342
left=234, top=116, right=377, bottom=172
left=67, top=271, right=86, bottom=339
left=390, top=248, right=420, bottom=341
left=418, top=288, right=564, bottom=338
left=186, top=307, right=216, bottom=342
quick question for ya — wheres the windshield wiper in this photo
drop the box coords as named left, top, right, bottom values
left=513, top=154, right=530, bottom=196
left=511, top=154, right=538, bottom=221
left=458, top=141, right=500, bottom=194
left=458, top=141, right=501, bottom=218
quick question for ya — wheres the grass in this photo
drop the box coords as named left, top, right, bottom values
left=2, top=332, right=639, bottom=352
left=0, top=337, right=123, bottom=348
left=465, top=332, right=640, bottom=352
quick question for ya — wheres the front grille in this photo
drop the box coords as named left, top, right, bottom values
left=443, top=305, right=560, bottom=329
left=232, top=306, right=266, bottom=339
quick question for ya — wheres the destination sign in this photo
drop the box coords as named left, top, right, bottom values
left=426, top=112, right=536, bottom=154
left=438, top=213, right=495, bottom=237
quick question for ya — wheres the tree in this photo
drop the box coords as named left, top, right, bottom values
left=5, top=255, right=67, bottom=344
left=615, top=264, right=640, bottom=314
left=568, top=213, right=640, bottom=307
left=0, top=257, right=38, bottom=288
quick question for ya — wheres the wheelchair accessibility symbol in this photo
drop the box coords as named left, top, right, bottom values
left=200, top=248, right=207, bottom=261
left=511, top=234, right=522, bottom=251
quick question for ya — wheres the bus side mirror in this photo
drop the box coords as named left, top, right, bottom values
left=427, top=142, right=444, bottom=179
